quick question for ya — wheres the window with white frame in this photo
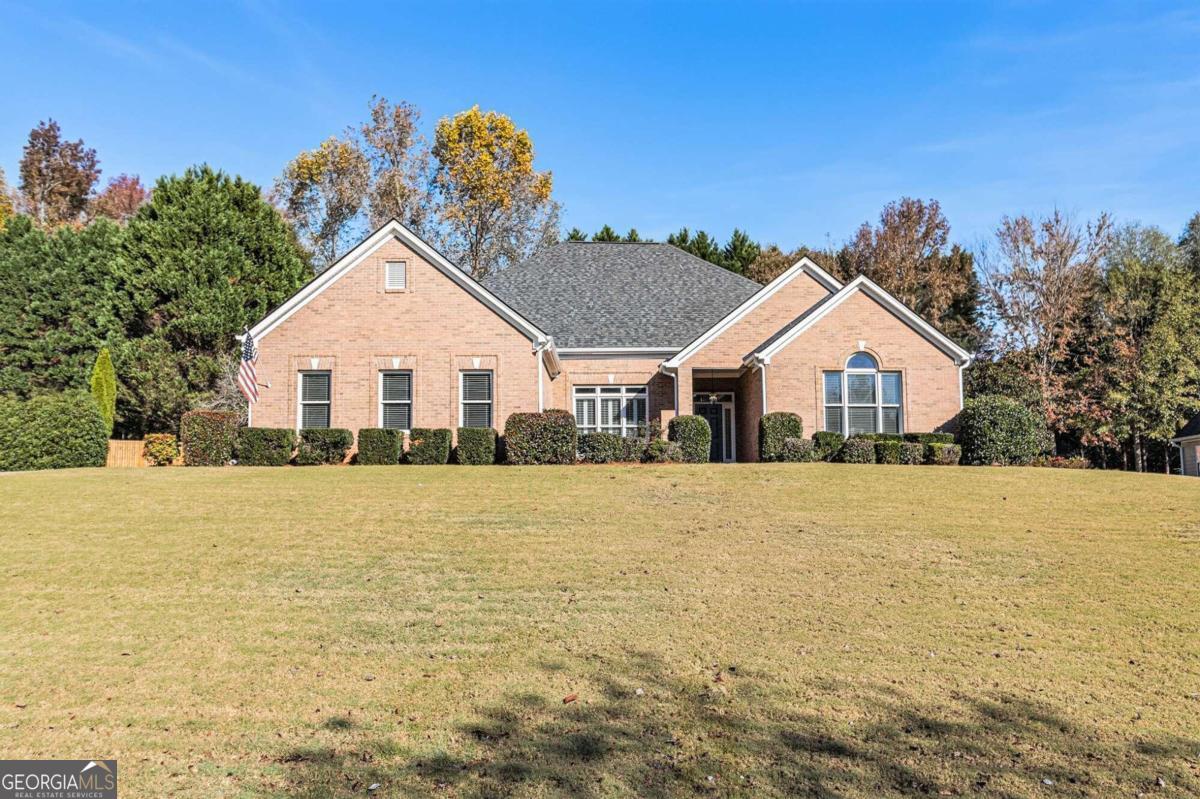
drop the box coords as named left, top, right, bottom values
left=379, top=371, right=413, bottom=430
left=299, top=371, right=331, bottom=429
left=385, top=260, right=407, bottom=290
left=823, top=353, right=902, bottom=436
left=460, top=371, right=493, bottom=428
left=573, top=385, right=647, bottom=437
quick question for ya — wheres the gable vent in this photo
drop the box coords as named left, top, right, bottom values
left=385, top=261, right=407, bottom=290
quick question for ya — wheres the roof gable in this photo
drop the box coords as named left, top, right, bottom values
left=247, top=220, right=548, bottom=345
left=662, top=257, right=842, bottom=368
left=1175, top=412, right=1200, bottom=441
left=747, top=275, right=972, bottom=365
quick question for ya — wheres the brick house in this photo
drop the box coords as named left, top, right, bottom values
left=244, top=220, right=972, bottom=462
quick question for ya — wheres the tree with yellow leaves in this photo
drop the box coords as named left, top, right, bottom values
left=274, top=136, right=370, bottom=271
left=431, top=106, right=558, bottom=279
left=0, top=167, right=14, bottom=231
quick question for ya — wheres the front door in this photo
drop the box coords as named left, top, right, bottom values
left=693, top=395, right=736, bottom=462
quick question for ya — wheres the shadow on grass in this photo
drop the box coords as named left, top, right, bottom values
left=277, top=651, right=1198, bottom=797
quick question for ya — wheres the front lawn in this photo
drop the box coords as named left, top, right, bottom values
left=1, top=465, right=1197, bottom=797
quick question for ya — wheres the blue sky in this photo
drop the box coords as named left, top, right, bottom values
left=2, top=1, right=1197, bottom=249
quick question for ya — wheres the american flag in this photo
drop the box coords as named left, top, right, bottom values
left=237, top=328, right=259, bottom=404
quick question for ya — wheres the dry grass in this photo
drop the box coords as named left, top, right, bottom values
left=0, top=464, right=1198, bottom=797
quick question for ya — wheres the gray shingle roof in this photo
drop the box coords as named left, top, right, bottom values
left=1176, top=412, right=1200, bottom=440
left=482, top=242, right=761, bottom=348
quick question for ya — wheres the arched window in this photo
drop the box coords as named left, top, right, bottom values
left=822, top=352, right=903, bottom=435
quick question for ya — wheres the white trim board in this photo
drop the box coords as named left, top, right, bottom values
left=747, top=275, right=973, bottom=366
left=662, top=257, right=842, bottom=368
left=246, top=219, right=549, bottom=345
left=557, top=346, right=681, bottom=359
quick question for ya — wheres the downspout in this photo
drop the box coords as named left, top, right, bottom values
left=760, top=359, right=769, bottom=414
left=534, top=340, right=547, bottom=412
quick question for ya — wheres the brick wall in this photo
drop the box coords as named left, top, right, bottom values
left=552, top=358, right=674, bottom=434
left=252, top=236, right=542, bottom=443
left=766, top=291, right=963, bottom=435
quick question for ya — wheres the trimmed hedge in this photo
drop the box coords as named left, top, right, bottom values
left=1031, top=455, right=1090, bottom=469
left=181, top=409, right=239, bottom=466
left=903, top=432, right=955, bottom=445
left=579, top=432, right=624, bottom=464
left=781, top=437, right=816, bottom=462
left=456, top=427, right=497, bottom=465
left=356, top=428, right=404, bottom=465
left=958, top=395, right=1045, bottom=466
left=295, top=428, right=352, bottom=465
left=812, top=431, right=845, bottom=462
left=143, top=433, right=178, bottom=466
left=408, top=428, right=451, bottom=465
left=856, top=433, right=904, bottom=442
left=874, top=440, right=903, bottom=464
left=644, top=439, right=683, bottom=463
left=0, top=392, right=109, bottom=471
left=840, top=437, right=876, bottom=464
left=669, top=415, right=711, bottom=464
left=899, top=442, right=925, bottom=465
left=236, top=427, right=296, bottom=466
left=926, top=442, right=962, bottom=466
left=504, top=410, right=577, bottom=465
left=759, top=412, right=804, bottom=461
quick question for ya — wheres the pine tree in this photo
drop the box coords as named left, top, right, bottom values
left=624, top=228, right=642, bottom=242
left=592, top=225, right=620, bottom=242
left=90, top=347, right=116, bottom=436
left=721, top=228, right=760, bottom=275
left=565, top=227, right=587, bottom=241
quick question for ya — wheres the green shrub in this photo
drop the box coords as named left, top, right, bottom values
left=668, top=415, right=711, bottom=463
left=579, top=432, right=625, bottom=464
left=812, top=431, right=845, bottom=461
left=840, top=437, right=876, bottom=464
left=758, top=412, right=804, bottom=461
left=0, top=392, right=109, bottom=471
left=142, top=433, right=178, bottom=466
left=180, top=410, right=239, bottom=466
left=644, top=439, right=683, bottom=463
left=295, top=428, right=352, bottom=465
left=408, top=428, right=451, bottom=465
left=456, top=427, right=497, bottom=465
left=958, top=395, right=1046, bottom=465
left=926, top=442, right=962, bottom=466
left=90, top=347, right=116, bottom=436
left=874, top=440, right=903, bottom=464
left=504, top=410, right=577, bottom=465
left=1031, top=455, right=1090, bottom=469
left=854, top=433, right=903, bottom=442
left=899, top=442, right=925, bottom=465
left=903, top=432, right=955, bottom=445
left=236, top=427, right=296, bottom=466
left=356, top=428, right=404, bottom=465
left=781, top=437, right=816, bottom=463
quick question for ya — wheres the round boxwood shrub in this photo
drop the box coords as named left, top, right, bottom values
left=899, top=442, right=925, bottom=465
left=644, top=439, right=683, bottom=463
left=812, top=431, right=845, bottom=462
left=456, top=427, right=497, bottom=465
left=781, top=437, right=816, bottom=462
left=356, top=428, right=404, bottom=465
left=958, top=395, right=1046, bottom=466
left=874, top=440, right=903, bottom=464
left=579, top=431, right=624, bottom=463
left=143, top=433, right=178, bottom=466
left=295, top=428, right=352, bottom=465
left=180, top=409, right=239, bottom=466
left=926, top=442, right=962, bottom=466
left=0, top=392, right=109, bottom=471
left=504, top=410, right=577, bottom=465
left=668, top=415, right=711, bottom=464
left=236, top=427, right=296, bottom=466
left=759, top=412, right=804, bottom=461
left=407, top=428, right=451, bottom=465
left=840, top=437, right=876, bottom=464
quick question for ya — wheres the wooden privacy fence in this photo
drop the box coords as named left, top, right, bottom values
left=106, top=439, right=146, bottom=468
